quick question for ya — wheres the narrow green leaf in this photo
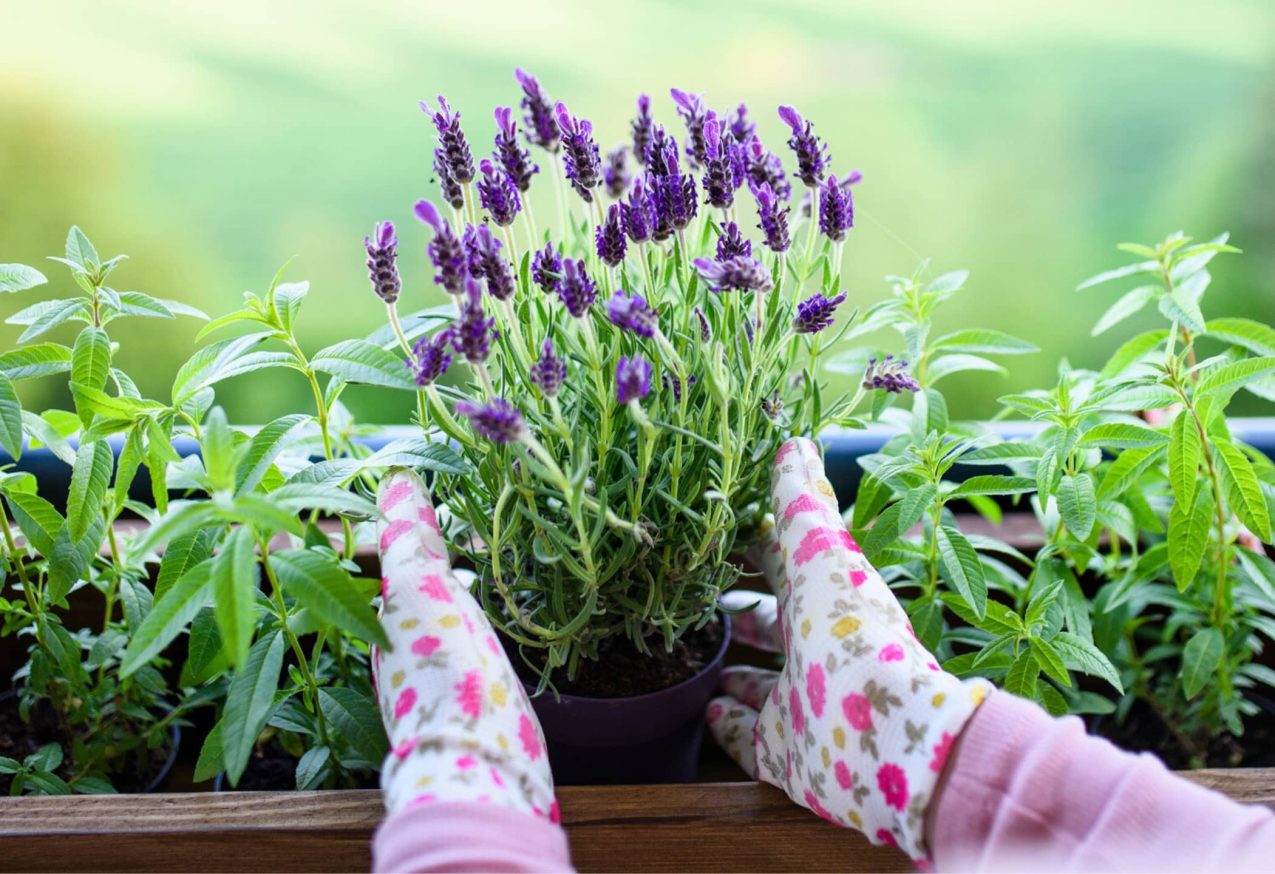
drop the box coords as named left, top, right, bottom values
left=925, top=354, right=1007, bottom=385
left=1091, top=285, right=1156, bottom=336
left=1168, top=483, right=1213, bottom=592
left=0, top=374, right=22, bottom=459
left=212, top=526, right=259, bottom=668
left=1157, top=287, right=1206, bottom=333
left=8, top=298, right=89, bottom=342
left=1056, top=473, right=1096, bottom=540
left=1100, top=330, right=1168, bottom=379
left=113, top=425, right=144, bottom=513
left=7, top=491, right=64, bottom=555
left=317, top=687, right=389, bottom=765
left=1029, top=637, right=1072, bottom=688
left=1215, top=440, right=1271, bottom=540
left=1053, top=631, right=1124, bottom=693
left=1180, top=627, right=1223, bottom=699
left=71, top=327, right=111, bottom=393
left=194, top=720, right=226, bottom=783
left=235, top=414, right=309, bottom=494
left=0, top=343, right=73, bottom=381
left=155, top=529, right=213, bottom=601
left=1168, top=411, right=1200, bottom=506
left=1205, top=318, right=1275, bottom=357
left=66, top=440, right=113, bottom=541
left=948, top=475, right=1037, bottom=499
left=269, top=549, right=389, bottom=648
left=1003, top=651, right=1039, bottom=698
left=1077, top=260, right=1158, bottom=290
left=64, top=226, right=100, bottom=270
left=1197, top=356, right=1275, bottom=399
left=1078, top=422, right=1168, bottom=450
left=119, top=561, right=213, bottom=677
left=310, top=340, right=415, bottom=390
left=1097, top=445, right=1163, bottom=500
left=0, top=263, right=49, bottom=293
left=222, top=631, right=285, bottom=785
left=935, top=525, right=987, bottom=618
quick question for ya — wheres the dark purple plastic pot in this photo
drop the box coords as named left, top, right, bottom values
left=524, top=614, right=730, bottom=785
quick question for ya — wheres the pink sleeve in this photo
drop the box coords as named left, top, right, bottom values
left=372, top=801, right=574, bottom=873
left=932, top=690, right=1275, bottom=872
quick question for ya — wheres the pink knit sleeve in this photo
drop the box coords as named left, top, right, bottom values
left=931, top=690, right=1275, bottom=872
left=372, top=801, right=574, bottom=873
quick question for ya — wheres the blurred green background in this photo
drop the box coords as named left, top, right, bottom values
left=3, top=0, right=1274, bottom=423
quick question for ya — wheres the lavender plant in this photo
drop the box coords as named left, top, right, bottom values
left=357, top=74, right=907, bottom=687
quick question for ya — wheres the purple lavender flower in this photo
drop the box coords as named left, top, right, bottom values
left=751, top=183, right=791, bottom=254
left=615, top=355, right=653, bottom=405
left=463, top=224, right=515, bottom=301
left=863, top=355, right=920, bottom=394
left=728, top=103, right=754, bottom=144
left=515, top=68, right=559, bottom=152
left=414, top=200, right=468, bottom=294
left=476, top=158, right=522, bottom=227
left=801, top=171, right=861, bottom=218
left=746, top=136, right=792, bottom=201
left=701, top=113, right=743, bottom=210
left=529, top=339, right=567, bottom=398
left=621, top=176, right=656, bottom=244
left=670, top=88, right=708, bottom=168
left=554, top=102, right=602, bottom=202
left=648, top=142, right=698, bottom=233
left=818, top=173, right=854, bottom=242
left=409, top=327, right=454, bottom=385
left=421, top=96, right=475, bottom=184
left=456, top=397, right=525, bottom=444
left=777, top=105, right=829, bottom=188
left=531, top=242, right=562, bottom=294
left=793, top=291, right=847, bottom=334
left=364, top=221, right=400, bottom=304
left=645, top=125, right=678, bottom=175
left=556, top=258, right=597, bottom=318
left=693, top=256, right=774, bottom=294
left=693, top=306, right=712, bottom=342
left=493, top=106, right=538, bottom=192
left=606, top=291, right=658, bottom=338
left=434, top=152, right=465, bottom=210
left=631, top=94, right=654, bottom=167
left=716, top=221, right=752, bottom=261
left=662, top=372, right=697, bottom=402
left=604, top=147, right=630, bottom=199
left=453, top=279, right=497, bottom=364
left=595, top=204, right=628, bottom=267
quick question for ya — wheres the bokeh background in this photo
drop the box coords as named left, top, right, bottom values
left=4, top=0, right=1274, bottom=423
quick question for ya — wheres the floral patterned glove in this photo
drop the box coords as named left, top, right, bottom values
left=707, top=438, right=991, bottom=863
left=373, top=468, right=560, bottom=823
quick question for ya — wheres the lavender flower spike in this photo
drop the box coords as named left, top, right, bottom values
left=456, top=397, right=525, bottom=444
left=595, top=204, right=628, bottom=267
left=716, top=221, right=752, bottom=261
left=364, top=221, right=400, bottom=304
left=421, top=96, right=475, bottom=184
left=554, top=102, right=603, bottom=202
left=433, top=151, right=465, bottom=210
left=818, top=173, right=854, bottom=242
left=605, top=146, right=630, bottom=199
left=752, top=182, right=791, bottom=254
left=414, top=200, right=468, bottom=294
left=701, top=113, right=741, bottom=210
left=728, top=103, right=755, bottom=144
left=476, top=158, right=522, bottom=227
left=615, top=355, right=653, bottom=405
left=621, top=176, right=656, bottom=244
left=693, top=306, right=712, bottom=342
left=631, top=94, right=654, bottom=167
left=453, top=278, right=498, bottom=364
left=556, top=258, right=598, bottom=318
left=802, top=171, right=861, bottom=218
left=606, top=291, right=658, bottom=338
left=493, top=106, right=538, bottom=192
left=777, top=105, right=829, bottom=188
left=863, top=355, right=920, bottom=394
left=531, top=242, right=563, bottom=295
left=463, top=224, right=515, bottom=301
left=746, top=135, right=792, bottom=201
left=515, top=68, right=559, bottom=152
left=670, top=87, right=708, bottom=168
left=409, top=327, right=454, bottom=385
left=529, top=339, right=567, bottom=398
left=693, top=255, right=774, bottom=294
left=793, top=291, right=847, bottom=334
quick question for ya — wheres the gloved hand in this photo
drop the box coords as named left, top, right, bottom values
left=707, top=438, right=991, bottom=863
left=373, top=468, right=559, bottom=823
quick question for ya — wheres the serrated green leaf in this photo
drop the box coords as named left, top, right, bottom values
left=295, top=745, right=331, bottom=790
left=8, top=298, right=89, bottom=342
left=318, top=687, right=388, bottom=765
left=1091, top=285, right=1157, bottom=336
left=1168, top=483, right=1213, bottom=592
left=1100, top=330, right=1168, bottom=379
left=1181, top=627, right=1223, bottom=699
left=1078, top=422, right=1168, bottom=450
left=1077, top=260, right=1158, bottom=290
left=1004, top=651, right=1039, bottom=698
left=0, top=263, right=49, bottom=293
left=66, top=440, right=113, bottom=541
left=1056, top=473, right=1096, bottom=540
left=221, top=631, right=285, bottom=785
left=171, top=332, right=273, bottom=404
left=1198, top=356, right=1275, bottom=400
left=1029, top=637, right=1071, bottom=687
left=0, top=374, right=22, bottom=459
left=310, top=340, right=415, bottom=390
left=1168, top=411, right=1201, bottom=506
left=1157, top=287, right=1206, bottom=333
left=71, top=327, right=111, bottom=394
left=212, top=526, right=259, bottom=668
left=7, top=491, right=63, bottom=555
left=64, top=226, right=100, bottom=271
left=1214, top=440, right=1271, bottom=540
left=948, top=475, right=1037, bottom=499
left=235, top=413, right=309, bottom=494
left=113, top=425, right=144, bottom=513
left=1052, top=631, right=1123, bottom=693
left=119, top=561, right=213, bottom=677
left=935, top=524, right=987, bottom=618
left=1205, top=318, right=1275, bottom=357
left=0, top=343, right=73, bottom=381
left=269, top=549, right=388, bottom=648
left=194, top=720, right=226, bottom=783
left=184, top=607, right=228, bottom=685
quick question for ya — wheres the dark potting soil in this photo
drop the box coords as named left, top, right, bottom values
left=1090, top=697, right=1275, bottom=769
left=510, top=619, right=725, bottom=698
left=0, top=692, right=172, bottom=793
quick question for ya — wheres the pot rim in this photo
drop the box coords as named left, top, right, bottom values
left=524, top=611, right=732, bottom=705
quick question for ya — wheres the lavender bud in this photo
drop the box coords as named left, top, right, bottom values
left=456, top=397, right=525, bottom=444
left=818, top=173, right=854, bottom=242
left=515, top=68, right=559, bottom=152
left=701, top=113, right=740, bottom=210
left=670, top=87, right=708, bottom=168
left=414, top=200, right=468, bottom=294
left=604, top=146, right=630, bottom=199
left=463, top=224, right=515, bottom=301
left=631, top=94, right=654, bottom=167
left=476, top=158, right=522, bottom=227
left=554, top=102, right=603, bottom=202
left=716, top=221, right=752, bottom=261
left=728, top=103, right=754, bottom=144
left=409, top=327, right=454, bottom=386
left=453, top=278, right=498, bottom=364
left=746, top=135, right=792, bottom=201
left=777, top=105, right=829, bottom=188
left=364, top=221, right=400, bottom=304
left=693, top=255, right=774, bottom=294
left=493, top=106, right=538, bottom=192
left=557, top=258, right=598, bottom=318
left=434, top=151, right=465, bottom=210
left=863, top=355, right=920, bottom=394
left=421, top=96, right=475, bottom=184
left=595, top=204, right=628, bottom=267
left=649, top=146, right=698, bottom=233
left=662, top=372, right=697, bottom=402
left=645, top=125, right=678, bottom=176
left=793, top=291, right=847, bottom=334
left=761, top=390, right=783, bottom=421
left=606, top=291, right=658, bottom=338
left=529, top=339, right=567, bottom=398
left=802, top=171, right=861, bottom=217
left=693, top=306, right=712, bottom=342
left=751, top=182, right=791, bottom=254
left=621, top=176, right=656, bottom=244
left=531, top=242, right=563, bottom=295
left=615, top=355, right=653, bottom=405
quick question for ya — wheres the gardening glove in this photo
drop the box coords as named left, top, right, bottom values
left=373, top=468, right=559, bottom=823
left=707, top=437, right=992, bottom=864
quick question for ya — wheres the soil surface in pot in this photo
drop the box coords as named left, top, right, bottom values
left=1091, top=698, right=1275, bottom=769
left=0, top=693, right=172, bottom=793
left=511, top=619, right=724, bottom=698
left=224, top=744, right=379, bottom=791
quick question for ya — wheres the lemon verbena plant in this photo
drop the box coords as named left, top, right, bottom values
left=357, top=73, right=915, bottom=687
